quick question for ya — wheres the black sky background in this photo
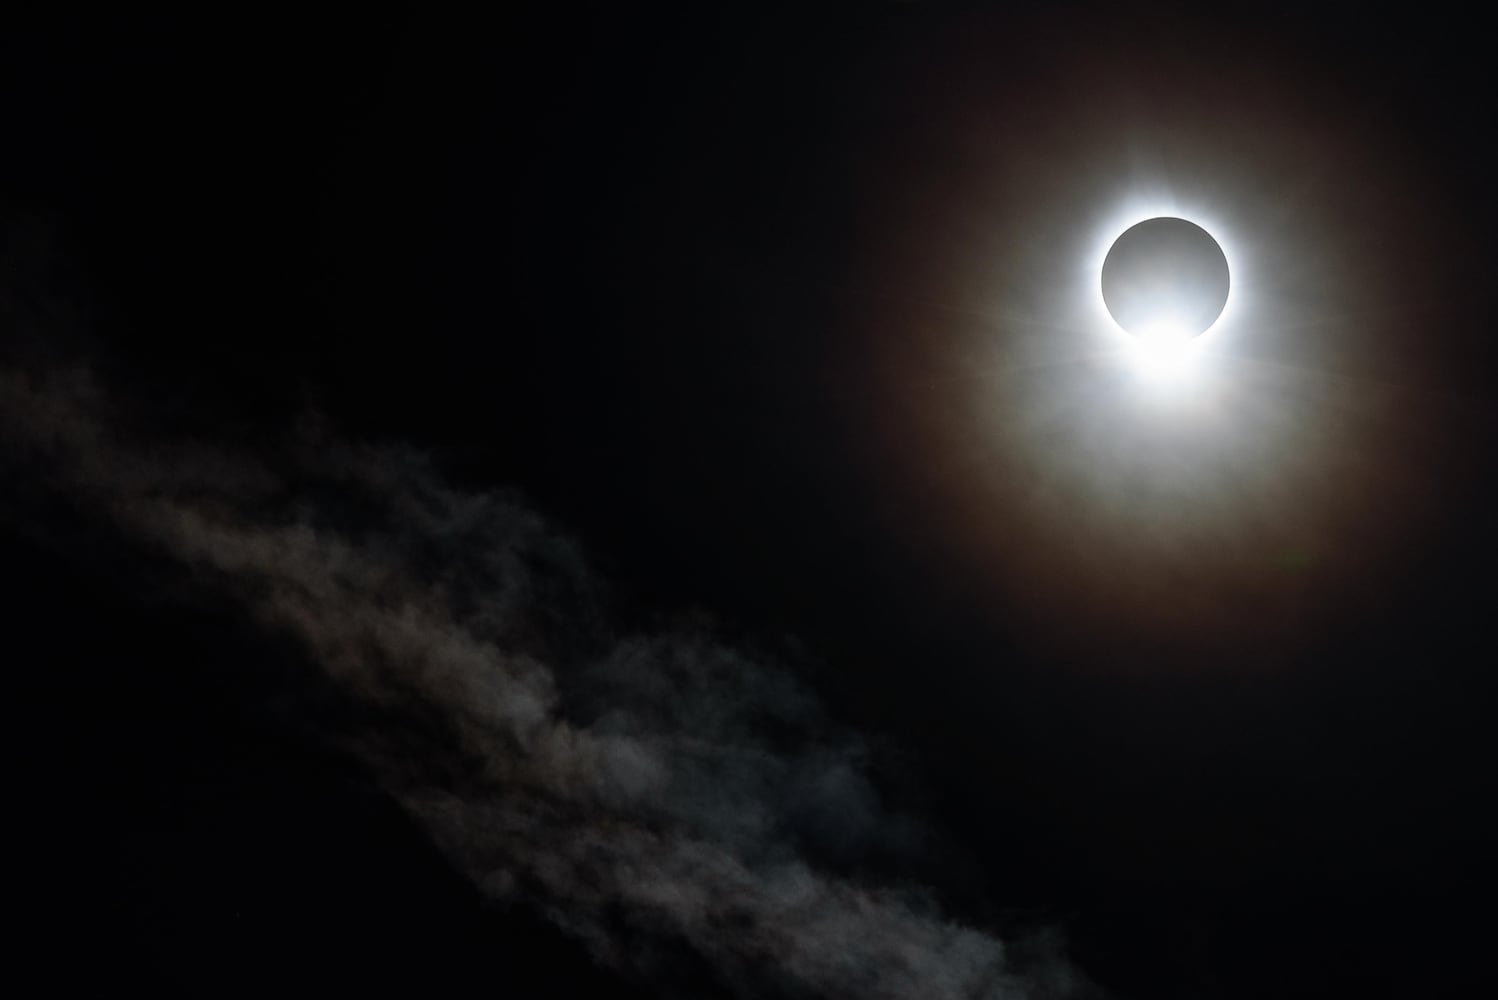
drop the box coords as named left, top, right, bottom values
left=5, top=5, right=1498, bottom=997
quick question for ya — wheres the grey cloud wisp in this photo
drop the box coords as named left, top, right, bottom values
left=1, top=369, right=1093, bottom=999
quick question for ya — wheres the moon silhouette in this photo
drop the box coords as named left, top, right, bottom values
left=1101, top=217, right=1230, bottom=338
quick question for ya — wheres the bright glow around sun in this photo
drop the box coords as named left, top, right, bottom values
left=1084, top=194, right=1243, bottom=383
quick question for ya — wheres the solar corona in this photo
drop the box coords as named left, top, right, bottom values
left=1101, top=217, right=1231, bottom=357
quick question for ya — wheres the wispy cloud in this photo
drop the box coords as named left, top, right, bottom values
left=0, top=367, right=1096, bottom=999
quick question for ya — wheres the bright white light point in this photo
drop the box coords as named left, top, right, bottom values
left=1125, top=317, right=1199, bottom=380
left=1089, top=211, right=1235, bottom=387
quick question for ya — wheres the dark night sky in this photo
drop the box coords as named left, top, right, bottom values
left=4, top=6, right=1497, bottom=998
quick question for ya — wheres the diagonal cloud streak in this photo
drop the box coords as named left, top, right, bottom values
left=1, top=366, right=1095, bottom=999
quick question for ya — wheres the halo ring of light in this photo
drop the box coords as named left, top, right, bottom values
left=1087, top=202, right=1239, bottom=338
left=1082, top=198, right=1242, bottom=378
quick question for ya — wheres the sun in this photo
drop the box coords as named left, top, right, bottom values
left=1085, top=199, right=1241, bottom=380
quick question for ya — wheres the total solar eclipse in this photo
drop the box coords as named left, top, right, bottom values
left=1101, top=217, right=1230, bottom=339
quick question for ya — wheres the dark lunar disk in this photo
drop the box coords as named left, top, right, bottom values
left=1100, top=217, right=1230, bottom=337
